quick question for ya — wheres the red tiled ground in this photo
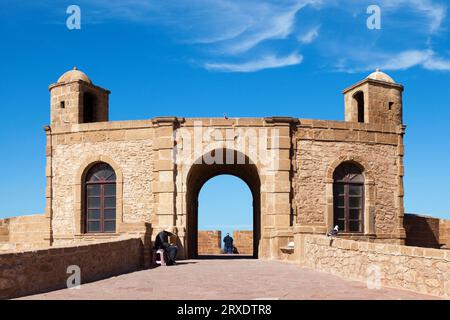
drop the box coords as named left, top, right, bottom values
left=20, top=258, right=437, bottom=300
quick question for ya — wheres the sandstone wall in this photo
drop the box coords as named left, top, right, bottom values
left=50, top=124, right=154, bottom=244
left=294, top=120, right=402, bottom=241
left=440, top=219, right=450, bottom=249
left=198, top=231, right=222, bottom=255
left=233, top=231, right=253, bottom=255
left=0, top=220, right=8, bottom=243
left=0, top=215, right=49, bottom=253
left=297, top=234, right=450, bottom=298
left=404, top=214, right=450, bottom=249
left=0, top=237, right=144, bottom=299
left=404, top=214, right=440, bottom=248
left=47, top=117, right=406, bottom=258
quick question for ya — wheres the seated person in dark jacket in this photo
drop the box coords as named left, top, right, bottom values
left=154, top=230, right=178, bottom=265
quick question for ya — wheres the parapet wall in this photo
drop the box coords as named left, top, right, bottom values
left=233, top=231, right=253, bottom=255
left=198, top=231, right=222, bottom=255
left=0, top=237, right=144, bottom=299
left=440, top=219, right=450, bottom=249
left=0, top=214, right=49, bottom=253
left=404, top=214, right=450, bottom=249
left=296, top=234, right=450, bottom=298
left=197, top=230, right=254, bottom=255
left=0, top=220, right=8, bottom=243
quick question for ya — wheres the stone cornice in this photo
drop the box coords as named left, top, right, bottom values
left=264, top=116, right=300, bottom=124
left=48, top=80, right=111, bottom=94
left=342, top=78, right=404, bottom=94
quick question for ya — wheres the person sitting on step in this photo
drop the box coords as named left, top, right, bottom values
left=154, top=230, right=178, bottom=266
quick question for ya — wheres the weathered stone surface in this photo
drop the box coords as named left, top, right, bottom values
left=198, top=231, right=222, bottom=255
left=233, top=230, right=253, bottom=255
left=51, top=138, right=154, bottom=242
left=0, top=237, right=143, bottom=299
left=0, top=215, right=49, bottom=253
left=297, top=234, right=450, bottom=298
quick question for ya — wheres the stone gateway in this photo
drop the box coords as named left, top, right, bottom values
left=0, top=68, right=398, bottom=259
left=2, top=68, right=450, bottom=300
left=41, top=67, right=406, bottom=260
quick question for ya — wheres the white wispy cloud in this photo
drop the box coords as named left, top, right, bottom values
left=335, top=49, right=450, bottom=72
left=315, top=0, right=449, bottom=73
left=378, top=50, right=435, bottom=70
left=423, top=54, right=450, bottom=70
left=42, top=0, right=450, bottom=73
left=297, top=25, right=320, bottom=44
left=379, top=50, right=450, bottom=71
left=379, top=0, right=446, bottom=33
left=204, top=52, right=303, bottom=72
left=213, top=1, right=312, bottom=55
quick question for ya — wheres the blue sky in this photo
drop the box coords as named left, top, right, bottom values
left=198, top=175, right=253, bottom=245
left=0, top=0, right=449, bottom=231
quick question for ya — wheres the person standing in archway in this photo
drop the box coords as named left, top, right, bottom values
left=223, top=233, right=234, bottom=254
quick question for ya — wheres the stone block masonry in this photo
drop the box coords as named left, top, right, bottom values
left=0, top=214, right=49, bottom=253
left=296, top=234, right=450, bottom=298
left=198, top=231, right=222, bottom=255
left=404, top=214, right=450, bottom=249
left=233, top=231, right=253, bottom=255
left=0, top=237, right=144, bottom=299
left=0, top=220, right=8, bottom=243
left=440, top=219, right=450, bottom=249
left=197, top=231, right=253, bottom=255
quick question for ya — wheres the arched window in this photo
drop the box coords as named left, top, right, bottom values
left=333, top=162, right=364, bottom=233
left=85, top=163, right=116, bottom=233
left=353, top=91, right=365, bottom=123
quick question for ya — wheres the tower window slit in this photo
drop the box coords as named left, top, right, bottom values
left=353, top=91, right=365, bottom=123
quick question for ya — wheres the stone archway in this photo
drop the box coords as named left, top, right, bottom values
left=185, top=148, right=261, bottom=259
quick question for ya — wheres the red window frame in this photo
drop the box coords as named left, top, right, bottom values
left=333, top=182, right=364, bottom=233
left=85, top=164, right=116, bottom=233
left=333, top=163, right=365, bottom=233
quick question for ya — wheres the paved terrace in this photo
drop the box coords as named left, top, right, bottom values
left=21, top=258, right=437, bottom=300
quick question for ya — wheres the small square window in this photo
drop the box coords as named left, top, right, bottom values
left=60, top=101, right=65, bottom=109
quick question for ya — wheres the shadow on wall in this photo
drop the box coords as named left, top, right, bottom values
left=404, top=213, right=449, bottom=249
left=0, top=238, right=144, bottom=299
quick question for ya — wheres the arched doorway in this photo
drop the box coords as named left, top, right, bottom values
left=198, top=175, right=254, bottom=256
left=186, top=148, right=261, bottom=259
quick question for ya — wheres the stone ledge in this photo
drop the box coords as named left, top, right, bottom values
left=280, top=247, right=294, bottom=254
left=304, top=234, right=450, bottom=261
left=298, top=119, right=399, bottom=134
left=0, top=237, right=144, bottom=299
left=299, top=234, right=449, bottom=298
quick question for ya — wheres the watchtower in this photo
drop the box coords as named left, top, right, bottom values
left=343, top=69, right=404, bottom=126
left=48, top=67, right=110, bottom=127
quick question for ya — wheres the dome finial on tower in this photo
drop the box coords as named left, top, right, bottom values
left=367, top=68, right=395, bottom=83
left=57, top=67, right=91, bottom=84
